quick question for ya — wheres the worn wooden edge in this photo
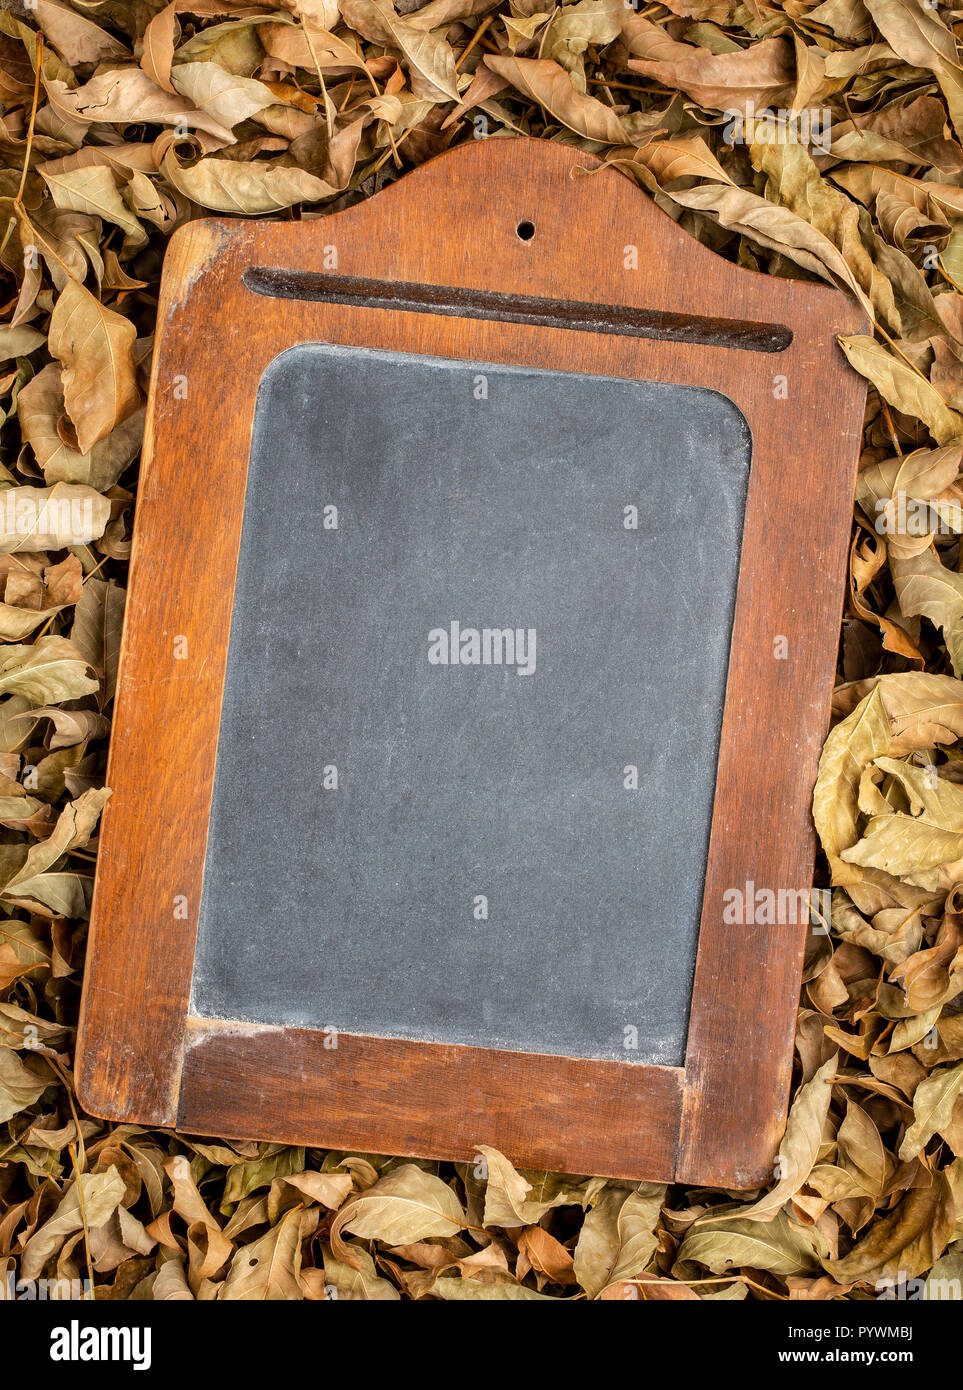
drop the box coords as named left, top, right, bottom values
left=677, top=324, right=868, bottom=1188
left=177, top=1018, right=685, bottom=1182
left=75, top=136, right=869, bottom=1187
left=158, top=133, right=871, bottom=324
left=74, top=220, right=237, bottom=1129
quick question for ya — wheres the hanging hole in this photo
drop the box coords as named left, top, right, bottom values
left=516, top=219, right=535, bottom=242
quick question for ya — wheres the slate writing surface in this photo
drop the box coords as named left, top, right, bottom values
left=191, top=343, right=752, bottom=1065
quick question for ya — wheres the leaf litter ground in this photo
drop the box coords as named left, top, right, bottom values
left=1, top=0, right=963, bottom=1301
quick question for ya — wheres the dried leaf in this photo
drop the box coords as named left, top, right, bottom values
left=48, top=279, right=140, bottom=456
left=34, top=0, right=129, bottom=66
left=2, top=787, right=110, bottom=917
left=814, top=684, right=893, bottom=885
left=828, top=1172, right=955, bottom=1283
left=839, top=335, right=963, bottom=446
left=710, top=1056, right=838, bottom=1222
left=219, top=1209, right=303, bottom=1300
left=900, top=1062, right=963, bottom=1159
left=332, top=1164, right=467, bottom=1255
left=161, top=146, right=337, bottom=213
left=573, top=1182, right=664, bottom=1297
left=431, top=1275, right=559, bottom=1299
left=484, top=55, right=627, bottom=144
left=0, top=636, right=98, bottom=705
left=340, top=0, right=460, bottom=101
left=322, top=1244, right=401, bottom=1299
left=624, top=20, right=794, bottom=110
left=677, top=1210, right=821, bottom=1277
left=70, top=578, right=125, bottom=706
left=50, top=67, right=235, bottom=144
left=0, top=1047, right=51, bottom=1126
left=17, top=364, right=144, bottom=489
left=21, top=1168, right=126, bottom=1280
left=475, top=1146, right=581, bottom=1228
left=171, top=62, right=277, bottom=129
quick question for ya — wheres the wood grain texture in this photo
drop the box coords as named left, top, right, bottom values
left=178, top=1020, right=684, bottom=1181
left=75, top=136, right=868, bottom=1187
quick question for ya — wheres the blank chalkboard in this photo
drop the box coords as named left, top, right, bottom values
left=191, top=342, right=752, bottom=1065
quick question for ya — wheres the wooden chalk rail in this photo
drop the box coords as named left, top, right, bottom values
left=76, top=137, right=869, bottom=1189
left=243, top=266, right=794, bottom=353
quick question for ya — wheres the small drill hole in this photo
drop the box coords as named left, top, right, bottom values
left=516, top=219, right=535, bottom=242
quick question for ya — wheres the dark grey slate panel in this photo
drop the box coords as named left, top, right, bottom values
left=190, top=343, right=752, bottom=1065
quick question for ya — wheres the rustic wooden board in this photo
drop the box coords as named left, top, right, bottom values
left=75, top=137, right=867, bottom=1187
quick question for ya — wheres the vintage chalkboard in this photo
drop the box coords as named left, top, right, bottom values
left=76, top=138, right=868, bottom=1186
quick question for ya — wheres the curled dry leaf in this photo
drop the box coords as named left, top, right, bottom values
left=48, top=279, right=140, bottom=457
left=814, top=684, right=892, bottom=885
left=161, top=147, right=338, bottom=214
left=331, top=1163, right=468, bottom=1262
left=827, top=1171, right=955, bottom=1284
left=484, top=55, right=628, bottom=144
left=17, top=364, right=145, bottom=490
left=475, top=1145, right=585, bottom=1228
left=0, top=635, right=98, bottom=705
left=626, top=27, right=795, bottom=111
left=899, top=1062, right=963, bottom=1160
left=21, top=1167, right=126, bottom=1280
left=0, top=1046, right=53, bottom=1126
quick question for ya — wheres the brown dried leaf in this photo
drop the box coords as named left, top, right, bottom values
left=48, top=280, right=139, bottom=456
left=625, top=22, right=794, bottom=110
left=573, top=1181, right=664, bottom=1297
left=484, top=55, right=627, bottom=144
left=161, top=146, right=338, bottom=214
left=827, top=1171, right=955, bottom=1284
left=332, top=1164, right=467, bottom=1257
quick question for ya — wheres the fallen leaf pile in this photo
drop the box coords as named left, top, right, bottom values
left=0, top=0, right=962, bottom=1301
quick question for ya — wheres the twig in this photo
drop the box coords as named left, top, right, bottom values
left=880, top=399, right=904, bottom=457
left=455, top=14, right=494, bottom=71
left=16, top=33, right=43, bottom=207
left=371, top=125, right=414, bottom=176
left=68, top=1142, right=97, bottom=1302
left=589, top=75, right=668, bottom=96
left=300, top=17, right=335, bottom=139
left=0, top=32, right=44, bottom=263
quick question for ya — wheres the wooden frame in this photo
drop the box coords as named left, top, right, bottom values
left=75, top=137, right=867, bottom=1188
